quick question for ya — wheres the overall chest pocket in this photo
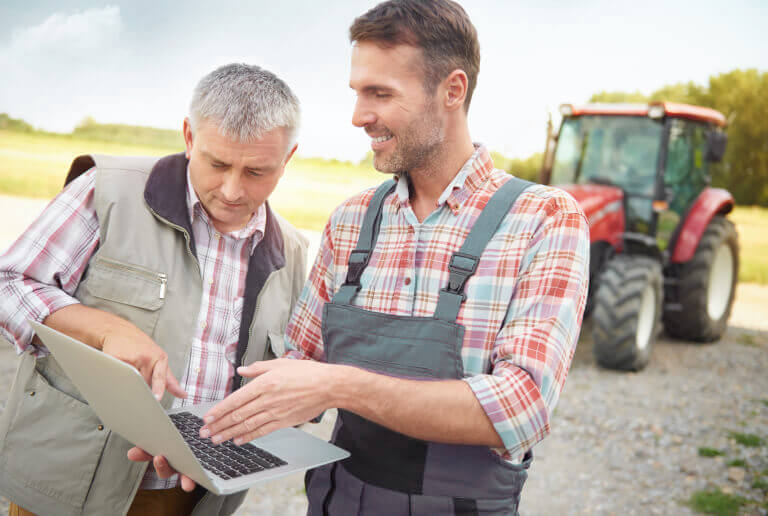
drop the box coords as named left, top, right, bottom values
left=0, top=357, right=111, bottom=510
left=82, top=257, right=166, bottom=337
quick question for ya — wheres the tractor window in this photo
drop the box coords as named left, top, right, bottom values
left=664, top=119, right=709, bottom=214
left=551, top=115, right=663, bottom=197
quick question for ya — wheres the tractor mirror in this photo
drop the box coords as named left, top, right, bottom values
left=706, top=131, right=727, bottom=162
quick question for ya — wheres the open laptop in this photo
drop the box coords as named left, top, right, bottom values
left=28, top=321, right=349, bottom=495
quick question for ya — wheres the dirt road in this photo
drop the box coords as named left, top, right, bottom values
left=1, top=195, right=766, bottom=514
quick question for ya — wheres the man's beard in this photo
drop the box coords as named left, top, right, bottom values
left=372, top=102, right=444, bottom=177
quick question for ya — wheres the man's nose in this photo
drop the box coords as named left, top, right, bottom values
left=351, top=97, right=375, bottom=128
left=220, top=172, right=244, bottom=202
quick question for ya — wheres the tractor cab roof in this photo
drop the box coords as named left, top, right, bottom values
left=561, top=102, right=727, bottom=127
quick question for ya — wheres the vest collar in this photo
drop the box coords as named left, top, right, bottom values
left=143, top=152, right=285, bottom=269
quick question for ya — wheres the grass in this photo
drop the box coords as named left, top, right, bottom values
left=0, top=129, right=380, bottom=232
left=2, top=127, right=768, bottom=257
left=730, top=206, right=768, bottom=285
left=737, top=333, right=759, bottom=347
left=688, top=489, right=747, bottom=516
left=728, top=432, right=765, bottom=448
left=726, top=459, right=748, bottom=468
left=698, top=447, right=726, bottom=457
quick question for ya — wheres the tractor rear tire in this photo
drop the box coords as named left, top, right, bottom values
left=593, top=255, right=663, bottom=371
left=663, top=216, right=738, bottom=342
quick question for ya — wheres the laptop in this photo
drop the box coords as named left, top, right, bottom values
left=28, top=320, right=349, bottom=495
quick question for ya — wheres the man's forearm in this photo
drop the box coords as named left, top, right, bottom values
left=329, top=364, right=503, bottom=447
left=43, top=304, right=131, bottom=350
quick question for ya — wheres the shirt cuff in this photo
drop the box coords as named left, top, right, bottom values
left=463, top=367, right=550, bottom=460
left=9, top=290, right=80, bottom=356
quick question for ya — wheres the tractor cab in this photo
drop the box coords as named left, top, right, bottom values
left=540, top=102, right=738, bottom=371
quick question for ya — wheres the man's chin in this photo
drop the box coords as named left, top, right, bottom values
left=373, top=155, right=405, bottom=177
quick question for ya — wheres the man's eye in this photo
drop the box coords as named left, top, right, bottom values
left=375, top=93, right=390, bottom=99
left=212, top=162, right=226, bottom=168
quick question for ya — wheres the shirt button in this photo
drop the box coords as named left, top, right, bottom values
left=404, top=277, right=411, bottom=286
left=201, top=321, right=207, bottom=329
left=208, top=278, right=214, bottom=285
left=214, top=233, right=221, bottom=240
left=195, top=367, right=201, bottom=374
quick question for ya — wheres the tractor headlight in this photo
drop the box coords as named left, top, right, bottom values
left=559, top=104, right=574, bottom=117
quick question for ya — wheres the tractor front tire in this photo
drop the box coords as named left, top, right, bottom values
left=663, top=216, right=738, bottom=342
left=593, top=255, right=663, bottom=371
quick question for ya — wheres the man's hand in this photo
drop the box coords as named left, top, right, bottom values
left=199, top=359, right=336, bottom=445
left=44, top=304, right=187, bottom=401
left=126, top=448, right=197, bottom=492
left=99, top=322, right=187, bottom=401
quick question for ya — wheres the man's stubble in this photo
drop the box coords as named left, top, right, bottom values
left=373, top=99, right=445, bottom=179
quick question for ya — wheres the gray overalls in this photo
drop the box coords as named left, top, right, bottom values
left=306, top=176, right=534, bottom=516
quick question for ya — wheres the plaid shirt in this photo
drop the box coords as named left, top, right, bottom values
left=285, top=145, right=589, bottom=462
left=0, top=166, right=265, bottom=488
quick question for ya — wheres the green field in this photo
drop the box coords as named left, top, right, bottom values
left=0, top=129, right=380, bottom=232
left=1, top=128, right=766, bottom=284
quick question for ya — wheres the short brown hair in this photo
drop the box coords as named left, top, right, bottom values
left=349, top=0, right=480, bottom=111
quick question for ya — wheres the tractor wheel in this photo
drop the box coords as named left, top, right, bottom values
left=663, top=216, right=738, bottom=341
left=592, top=255, right=663, bottom=371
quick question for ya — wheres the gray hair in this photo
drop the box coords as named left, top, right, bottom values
left=189, top=63, right=300, bottom=146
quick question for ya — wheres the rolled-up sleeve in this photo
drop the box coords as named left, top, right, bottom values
left=0, top=169, right=100, bottom=355
left=464, top=205, right=590, bottom=459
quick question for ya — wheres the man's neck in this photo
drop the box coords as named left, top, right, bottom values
left=408, top=132, right=475, bottom=222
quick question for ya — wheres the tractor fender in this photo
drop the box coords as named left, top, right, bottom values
left=670, top=187, right=734, bottom=263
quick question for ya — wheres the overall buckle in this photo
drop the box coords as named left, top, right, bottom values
left=444, top=252, right=479, bottom=295
left=344, top=249, right=372, bottom=289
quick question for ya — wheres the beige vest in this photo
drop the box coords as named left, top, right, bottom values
left=0, top=154, right=308, bottom=516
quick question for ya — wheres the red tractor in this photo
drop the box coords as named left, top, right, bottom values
left=541, top=102, right=738, bottom=371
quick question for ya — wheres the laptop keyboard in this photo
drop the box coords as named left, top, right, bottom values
left=170, top=411, right=287, bottom=480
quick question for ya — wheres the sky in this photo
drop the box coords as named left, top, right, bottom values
left=1, top=1, right=766, bottom=162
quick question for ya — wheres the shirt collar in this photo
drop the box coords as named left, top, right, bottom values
left=394, top=143, right=494, bottom=214
left=185, top=166, right=266, bottom=251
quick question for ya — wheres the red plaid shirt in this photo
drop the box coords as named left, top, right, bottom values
left=285, top=145, right=590, bottom=462
left=0, top=166, right=265, bottom=488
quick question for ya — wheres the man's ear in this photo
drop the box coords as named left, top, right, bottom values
left=443, top=69, right=468, bottom=112
left=182, top=118, right=194, bottom=158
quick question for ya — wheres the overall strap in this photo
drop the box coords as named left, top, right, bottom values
left=434, top=177, right=533, bottom=322
left=332, top=179, right=397, bottom=305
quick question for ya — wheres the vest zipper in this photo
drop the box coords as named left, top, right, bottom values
left=240, top=270, right=278, bottom=387
left=145, top=206, right=202, bottom=277
left=94, top=257, right=169, bottom=299
left=158, top=273, right=167, bottom=299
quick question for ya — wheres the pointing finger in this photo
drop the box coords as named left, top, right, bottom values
left=165, top=369, right=188, bottom=399
left=151, top=357, right=168, bottom=401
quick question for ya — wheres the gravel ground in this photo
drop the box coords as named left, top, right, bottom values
left=1, top=195, right=766, bottom=515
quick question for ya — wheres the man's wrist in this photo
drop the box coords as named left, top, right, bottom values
left=325, top=363, right=359, bottom=411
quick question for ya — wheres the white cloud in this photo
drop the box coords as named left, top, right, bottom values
left=0, top=6, right=123, bottom=132
left=7, top=6, right=121, bottom=56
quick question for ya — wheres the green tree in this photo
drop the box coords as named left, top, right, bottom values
left=589, top=90, right=649, bottom=103
left=492, top=151, right=543, bottom=182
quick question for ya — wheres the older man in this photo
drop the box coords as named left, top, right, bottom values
left=0, top=63, right=307, bottom=516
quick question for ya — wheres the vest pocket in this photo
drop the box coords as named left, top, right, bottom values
left=0, top=360, right=110, bottom=509
left=82, top=257, right=166, bottom=336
